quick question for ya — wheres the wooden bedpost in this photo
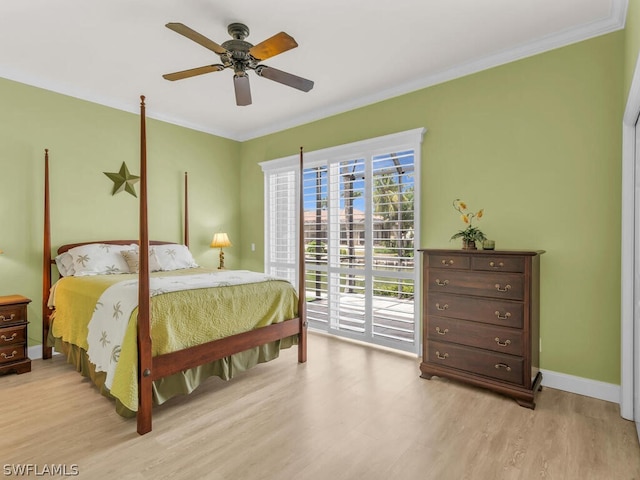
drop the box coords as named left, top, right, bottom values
left=298, top=147, right=307, bottom=363
left=42, top=149, right=53, bottom=360
left=184, top=172, right=189, bottom=248
left=137, top=95, right=153, bottom=435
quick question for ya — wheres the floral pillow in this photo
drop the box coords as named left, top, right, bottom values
left=121, top=249, right=162, bottom=273
left=152, top=244, right=199, bottom=271
left=67, top=243, right=133, bottom=276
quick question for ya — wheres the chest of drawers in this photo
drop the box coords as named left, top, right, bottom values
left=0, top=295, right=32, bottom=375
left=419, top=249, right=543, bottom=408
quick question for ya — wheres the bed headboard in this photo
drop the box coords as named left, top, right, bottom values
left=56, top=240, right=177, bottom=255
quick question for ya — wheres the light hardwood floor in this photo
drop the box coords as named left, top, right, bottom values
left=2, top=333, right=639, bottom=480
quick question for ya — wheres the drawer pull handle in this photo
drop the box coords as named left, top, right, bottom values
left=0, top=314, right=16, bottom=322
left=489, top=261, right=504, bottom=268
left=495, top=284, right=511, bottom=292
left=435, top=279, right=449, bottom=287
left=1, top=333, right=17, bottom=342
left=435, top=327, right=449, bottom=335
left=495, top=311, right=511, bottom=320
left=435, top=351, right=449, bottom=360
left=435, top=303, right=448, bottom=311
left=495, top=337, right=511, bottom=347
left=441, top=259, right=454, bottom=266
left=1, top=350, right=17, bottom=360
left=495, top=363, right=512, bottom=372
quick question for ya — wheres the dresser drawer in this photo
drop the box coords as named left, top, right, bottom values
left=428, top=269, right=524, bottom=301
left=0, top=344, right=26, bottom=365
left=427, top=316, right=524, bottom=355
left=471, top=256, right=525, bottom=273
left=428, top=340, right=524, bottom=385
left=428, top=254, right=470, bottom=270
left=0, top=304, right=27, bottom=326
left=428, top=293, right=524, bottom=328
left=0, top=325, right=26, bottom=346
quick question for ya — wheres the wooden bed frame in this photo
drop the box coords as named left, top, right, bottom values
left=41, top=96, right=307, bottom=435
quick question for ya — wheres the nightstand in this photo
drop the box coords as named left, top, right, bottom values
left=0, top=295, right=31, bottom=375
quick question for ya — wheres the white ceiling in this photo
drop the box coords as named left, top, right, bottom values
left=0, top=0, right=626, bottom=141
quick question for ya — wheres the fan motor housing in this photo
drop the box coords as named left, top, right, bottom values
left=221, top=39, right=252, bottom=53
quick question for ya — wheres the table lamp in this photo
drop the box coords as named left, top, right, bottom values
left=210, top=233, right=232, bottom=269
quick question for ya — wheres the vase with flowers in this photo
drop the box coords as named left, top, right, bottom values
left=450, top=199, right=486, bottom=250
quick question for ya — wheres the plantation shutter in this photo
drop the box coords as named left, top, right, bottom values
left=264, top=168, right=297, bottom=286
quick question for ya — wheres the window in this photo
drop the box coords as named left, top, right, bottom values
left=261, top=128, right=425, bottom=353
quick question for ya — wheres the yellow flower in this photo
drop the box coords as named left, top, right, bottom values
left=451, top=199, right=486, bottom=243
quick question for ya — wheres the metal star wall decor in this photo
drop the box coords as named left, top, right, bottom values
left=103, top=162, right=140, bottom=197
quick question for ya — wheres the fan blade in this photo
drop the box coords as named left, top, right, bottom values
left=233, top=75, right=252, bottom=106
left=249, top=32, right=298, bottom=61
left=163, top=64, right=225, bottom=81
left=165, top=23, right=227, bottom=55
left=255, top=65, right=314, bottom=92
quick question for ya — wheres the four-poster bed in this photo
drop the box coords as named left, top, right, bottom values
left=41, top=96, right=307, bottom=435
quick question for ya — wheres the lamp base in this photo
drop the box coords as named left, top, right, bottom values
left=218, top=249, right=225, bottom=270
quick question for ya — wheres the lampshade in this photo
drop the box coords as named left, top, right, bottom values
left=210, top=233, right=232, bottom=249
left=0, top=248, right=3, bottom=254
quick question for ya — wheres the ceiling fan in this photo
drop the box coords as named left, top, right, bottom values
left=162, top=22, right=314, bottom=106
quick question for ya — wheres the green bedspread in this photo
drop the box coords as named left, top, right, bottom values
left=49, top=268, right=298, bottom=414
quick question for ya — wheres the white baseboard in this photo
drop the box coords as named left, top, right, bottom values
left=28, top=345, right=59, bottom=359
left=540, top=369, right=620, bottom=404
left=29, top=345, right=41, bottom=359
left=28, top=344, right=621, bottom=405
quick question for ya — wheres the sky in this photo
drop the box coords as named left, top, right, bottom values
left=302, top=150, right=415, bottom=212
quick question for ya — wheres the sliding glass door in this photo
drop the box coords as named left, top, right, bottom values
left=262, top=129, right=425, bottom=354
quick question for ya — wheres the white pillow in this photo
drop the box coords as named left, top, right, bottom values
left=54, top=252, right=75, bottom=277
left=152, top=244, right=199, bottom=271
left=121, top=249, right=162, bottom=273
left=67, top=243, right=132, bottom=276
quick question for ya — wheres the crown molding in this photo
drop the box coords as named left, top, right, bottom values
left=240, top=0, right=628, bottom=141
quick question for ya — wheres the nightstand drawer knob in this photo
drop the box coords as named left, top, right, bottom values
left=495, top=311, right=511, bottom=320
left=435, top=279, right=449, bottom=287
left=495, top=284, right=511, bottom=292
left=489, top=261, right=504, bottom=268
left=495, top=337, right=511, bottom=347
left=435, top=327, right=449, bottom=335
left=1, top=333, right=17, bottom=342
left=435, top=303, right=448, bottom=311
left=435, top=351, right=449, bottom=360
left=1, top=350, right=17, bottom=360
left=0, top=314, right=16, bottom=322
left=441, top=259, right=454, bottom=266
left=495, top=363, right=512, bottom=372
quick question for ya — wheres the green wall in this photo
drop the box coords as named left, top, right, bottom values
left=240, top=31, right=625, bottom=384
left=0, top=78, right=240, bottom=347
